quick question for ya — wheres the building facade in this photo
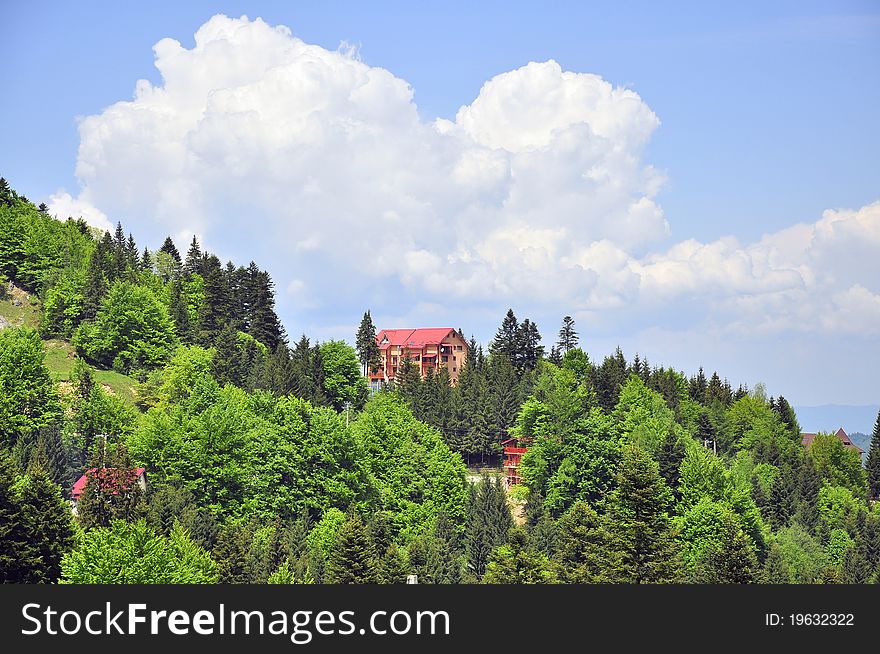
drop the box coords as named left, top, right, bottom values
left=369, top=328, right=468, bottom=388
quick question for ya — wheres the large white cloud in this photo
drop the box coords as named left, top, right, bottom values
left=50, top=14, right=879, bottom=389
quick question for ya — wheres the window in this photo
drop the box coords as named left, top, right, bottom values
left=455, top=345, right=463, bottom=351
left=442, top=356, right=448, bottom=362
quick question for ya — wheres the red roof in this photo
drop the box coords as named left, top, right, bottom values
left=71, top=467, right=146, bottom=499
left=376, top=328, right=458, bottom=350
left=801, top=428, right=863, bottom=454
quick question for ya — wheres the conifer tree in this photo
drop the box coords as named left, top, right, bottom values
left=355, top=311, right=381, bottom=377
left=656, top=428, right=685, bottom=500
left=482, top=527, right=557, bottom=584
left=213, top=522, right=253, bottom=583
left=140, top=247, right=152, bottom=271
left=325, top=513, right=378, bottom=584
left=553, top=501, right=607, bottom=583
left=76, top=441, right=146, bottom=530
left=159, top=236, right=181, bottom=264
left=82, top=238, right=109, bottom=320
left=762, top=542, right=790, bottom=583
left=466, top=476, right=512, bottom=578
left=18, top=465, right=75, bottom=583
left=695, top=514, right=758, bottom=583
left=169, top=279, right=191, bottom=343
left=184, top=235, right=202, bottom=276
left=867, top=409, right=880, bottom=499
left=557, top=316, right=578, bottom=353
left=197, top=254, right=228, bottom=345
left=601, top=445, right=682, bottom=583
left=0, top=451, right=29, bottom=583
left=842, top=544, right=872, bottom=583
left=490, top=309, right=519, bottom=361
left=245, top=263, right=284, bottom=350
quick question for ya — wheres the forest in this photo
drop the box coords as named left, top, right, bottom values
left=2, top=175, right=880, bottom=585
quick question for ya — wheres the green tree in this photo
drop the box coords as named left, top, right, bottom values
left=325, top=513, right=378, bottom=584
left=356, top=311, right=381, bottom=376
left=320, top=340, right=368, bottom=412
left=61, top=519, right=218, bottom=583
left=73, top=280, right=178, bottom=373
left=482, top=527, right=557, bottom=584
left=693, top=513, right=759, bottom=583
left=867, top=410, right=880, bottom=499
left=553, top=501, right=607, bottom=583
left=762, top=542, right=790, bottom=583
left=557, top=316, right=578, bottom=353
left=601, top=445, right=682, bottom=583
left=18, top=465, right=76, bottom=583
left=0, top=328, right=62, bottom=449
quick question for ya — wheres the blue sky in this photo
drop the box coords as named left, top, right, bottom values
left=2, top=1, right=879, bottom=412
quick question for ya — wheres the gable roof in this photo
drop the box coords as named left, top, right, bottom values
left=71, top=467, right=146, bottom=499
left=376, top=328, right=458, bottom=350
left=800, top=427, right=863, bottom=454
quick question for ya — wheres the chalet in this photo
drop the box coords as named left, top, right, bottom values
left=70, top=467, right=147, bottom=512
left=801, top=427, right=864, bottom=455
left=370, top=328, right=468, bottom=389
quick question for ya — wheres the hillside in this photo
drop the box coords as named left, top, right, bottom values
left=0, top=284, right=139, bottom=405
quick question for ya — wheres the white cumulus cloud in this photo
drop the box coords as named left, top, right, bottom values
left=56, top=13, right=879, bottom=390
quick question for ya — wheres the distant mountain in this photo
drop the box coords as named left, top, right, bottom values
left=794, top=404, right=879, bottom=436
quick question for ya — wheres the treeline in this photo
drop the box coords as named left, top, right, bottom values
left=0, top=178, right=284, bottom=378
left=385, top=307, right=750, bottom=464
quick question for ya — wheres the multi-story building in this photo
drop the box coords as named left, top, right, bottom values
left=369, top=328, right=468, bottom=389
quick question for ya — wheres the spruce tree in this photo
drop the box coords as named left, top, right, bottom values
left=159, top=236, right=181, bottom=263
left=553, top=501, right=607, bottom=583
left=213, top=522, right=253, bottom=583
left=18, top=465, right=75, bottom=583
left=601, top=445, right=682, bottom=583
left=355, top=311, right=381, bottom=376
left=867, top=409, right=880, bottom=499
left=842, top=544, right=872, bottom=584
left=184, top=235, right=203, bottom=276
left=245, top=263, right=284, bottom=350
left=326, top=513, right=378, bottom=584
left=762, top=542, right=790, bottom=583
left=695, top=515, right=758, bottom=583
left=490, top=309, right=519, bottom=361
left=656, top=428, right=685, bottom=500
left=557, top=316, right=578, bottom=353
left=465, top=476, right=512, bottom=578
left=0, top=451, right=29, bottom=583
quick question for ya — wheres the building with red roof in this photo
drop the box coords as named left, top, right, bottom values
left=70, top=467, right=147, bottom=510
left=371, top=328, right=468, bottom=387
left=801, top=427, right=864, bottom=455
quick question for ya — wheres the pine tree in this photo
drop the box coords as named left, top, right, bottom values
left=0, top=451, right=29, bottom=583
left=842, top=544, right=872, bottom=584
left=490, top=309, right=519, bottom=361
left=601, top=446, right=682, bottom=583
left=762, top=542, right=790, bottom=583
left=169, top=279, right=191, bottom=344
left=516, top=318, right=544, bottom=373
left=197, top=254, right=229, bottom=345
left=867, top=409, right=880, bottom=499
left=769, top=465, right=796, bottom=530
left=326, top=513, right=378, bottom=584
left=695, top=515, right=758, bottom=583
left=657, top=428, right=685, bottom=500
left=482, top=527, right=557, bottom=584
left=0, top=178, right=12, bottom=206
left=140, top=247, right=152, bottom=271
left=184, top=235, right=203, bottom=276
left=548, top=345, right=562, bottom=366
left=557, top=316, right=578, bottom=353
left=18, top=465, right=75, bottom=583
left=82, top=237, right=110, bottom=320
left=595, top=347, right=628, bottom=412
left=213, top=522, right=253, bottom=583
left=465, top=476, right=512, bottom=578
left=245, top=263, right=284, bottom=350
left=553, top=501, right=607, bottom=583
left=355, top=311, right=382, bottom=376
left=213, top=323, right=247, bottom=387
left=159, top=236, right=181, bottom=264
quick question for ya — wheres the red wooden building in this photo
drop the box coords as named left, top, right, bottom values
left=502, top=437, right=529, bottom=488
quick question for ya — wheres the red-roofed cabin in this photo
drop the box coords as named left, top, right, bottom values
left=371, top=328, right=468, bottom=388
left=502, top=437, right=529, bottom=488
left=70, top=467, right=147, bottom=510
left=801, top=427, right=864, bottom=455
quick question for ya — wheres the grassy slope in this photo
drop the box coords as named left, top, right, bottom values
left=0, top=288, right=139, bottom=405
